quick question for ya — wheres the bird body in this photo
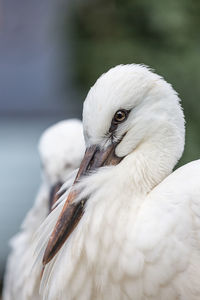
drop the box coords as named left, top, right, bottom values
left=36, top=159, right=200, bottom=300
left=3, top=119, right=85, bottom=300
left=13, top=65, right=200, bottom=300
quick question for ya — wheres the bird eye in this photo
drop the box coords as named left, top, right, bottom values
left=109, top=109, right=130, bottom=133
left=113, top=109, right=128, bottom=124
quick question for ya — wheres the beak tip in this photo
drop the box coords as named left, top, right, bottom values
left=42, top=143, right=122, bottom=265
left=42, top=246, right=51, bottom=266
left=42, top=235, right=57, bottom=266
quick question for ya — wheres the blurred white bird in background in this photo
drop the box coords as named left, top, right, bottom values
left=3, top=119, right=85, bottom=300
left=30, top=64, right=200, bottom=300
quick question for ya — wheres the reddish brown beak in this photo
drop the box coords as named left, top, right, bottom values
left=49, top=182, right=64, bottom=213
left=43, top=143, right=123, bottom=265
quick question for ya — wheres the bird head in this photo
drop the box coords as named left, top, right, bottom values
left=43, top=64, right=185, bottom=265
left=39, top=119, right=85, bottom=185
left=83, top=64, right=184, bottom=163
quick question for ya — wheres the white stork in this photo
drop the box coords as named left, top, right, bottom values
left=3, top=119, right=85, bottom=300
left=31, top=65, right=200, bottom=300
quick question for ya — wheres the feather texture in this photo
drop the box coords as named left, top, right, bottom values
left=3, top=119, right=84, bottom=300
left=7, top=64, right=200, bottom=300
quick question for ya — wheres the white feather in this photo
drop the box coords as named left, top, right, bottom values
left=13, top=64, right=200, bottom=300
left=3, top=119, right=84, bottom=300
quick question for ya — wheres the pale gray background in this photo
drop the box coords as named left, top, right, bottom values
left=0, top=0, right=81, bottom=278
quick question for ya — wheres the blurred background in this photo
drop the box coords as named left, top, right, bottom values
left=0, top=0, right=200, bottom=292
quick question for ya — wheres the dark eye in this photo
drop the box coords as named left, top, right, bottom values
left=109, top=109, right=130, bottom=134
left=113, top=109, right=128, bottom=124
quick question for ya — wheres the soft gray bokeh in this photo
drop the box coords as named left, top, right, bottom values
left=0, top=0, right=81, bottom=277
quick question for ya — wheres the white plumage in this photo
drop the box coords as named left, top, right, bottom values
left=14, top=64, right=200, bottom=300
left=3, top=119, right=85, bottom=300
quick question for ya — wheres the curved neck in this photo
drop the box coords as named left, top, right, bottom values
left=116, top=136, right=181, bottom=195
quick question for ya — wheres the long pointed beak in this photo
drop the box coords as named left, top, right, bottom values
left=43, top=142, right=123, bottom=265
left=49, top=182, right=63, bottom=213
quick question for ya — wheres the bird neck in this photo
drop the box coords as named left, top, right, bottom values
left=78, top=128, right=183, bottom=207
left=115, top=138, right=181, bottom=196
